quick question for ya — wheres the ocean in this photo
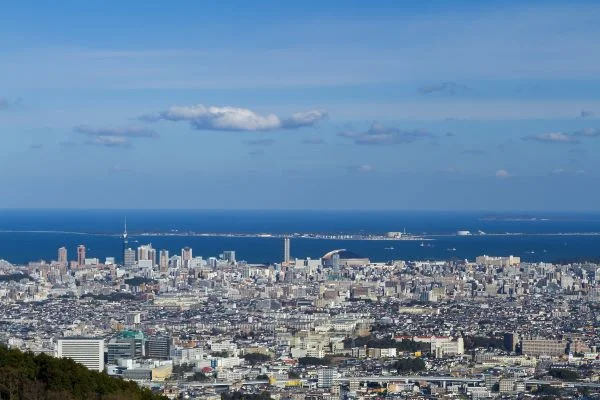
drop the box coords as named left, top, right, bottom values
left=0, top=210, right=599, bottom=265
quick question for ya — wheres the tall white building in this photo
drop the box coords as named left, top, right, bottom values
left=124, top=248, right=136, bottom=268
left=159, top=249, right=169, bottom=272
left=283, top=237, right=291, bottom=264
left=137, top=244, right=156, bottom=266
left=181, top=247, right=193, bottom=267
left=318, top=368, right=335, bottom=388
left=222, top=250, right=236, bottom=263
left=56, top=338, right=104, bottom=372
left=58, top=246, right=67, bottom=264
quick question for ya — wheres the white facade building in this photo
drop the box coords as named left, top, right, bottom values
left=56, top=338, right=104, bottom=372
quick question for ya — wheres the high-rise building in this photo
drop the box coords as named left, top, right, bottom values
left=181, top=247, right=193, bottom=267
left=283, top=237, right=291, bottom=264
left=126, top=312, right=141, bottom=327
left=222, top=250, right=236, bottom=263
left=124, top=248, right=136, bottom=268
left=137, top=244, right=156, bottom=266
left=146, top=336, right=171, bottom=359
left=107, top=331, right=145, bottom=364
left=77, top=245, right=86, bottom=266
left=503, top=332, right=519, bottom=352
left=122, top=218, right=129, bottom=265
left=58, top=246, right=68, bottom=264
left=56, top=338, right=104, bottom=372
left=159, top=250, right=169, bottom=272
left=317, top=368, right=335, bottom=388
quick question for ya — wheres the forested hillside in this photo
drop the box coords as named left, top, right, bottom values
left=0, top=345, right=166, bottom=400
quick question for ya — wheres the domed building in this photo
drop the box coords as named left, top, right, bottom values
left=321, top=249, right=370, bottom=268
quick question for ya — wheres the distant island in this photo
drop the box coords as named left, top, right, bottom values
left=480, top=214, right=551, bottom=222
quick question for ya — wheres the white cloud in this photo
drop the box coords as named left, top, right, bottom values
left=141, top=104, right=326, bottom=131
left=339, top=122, right=434, bottom=145
left=573, top=127, right=600, bottom=137
left=74, top=124, right=158, bottom=148
left=301, top=137, right=325, bottom=145
left=495, top=169, right=510, bottom=178
left=523, top=132, right=578, bottom=143
left=74, top=125, right=158, bottom=138
left=348, top=164, right=375, bottom=173
left=87, top=136, right=132, bottom=148
left=417, top=82, right=470, bottom=95
left=282, top=110, right=328, bottom=129
left=244, top=138, right=276, bottom=146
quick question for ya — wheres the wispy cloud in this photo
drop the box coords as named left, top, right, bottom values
left=348, top=164, right=375, bottom=173
left=74, top=125, right=158, bottom=138
left=59, top=140, right=78, bottom=147
left=86, top=136, right=132, bottom=148
left=417, top=82, right=470, bottom=95
left=112, top=165, right=131, bottom=173
left=339, top=122, right=434, bottom=145
left=301, top=137, right=325, bottom=145
left=495, top=169, right=510, bottom=178
left=141, top=104, right=326, bottom=132
left=74, top=125, right=158, bottom=148
left=461, top=149, right=487, bottom=156
left=522, top=132, right=579, bottom=144
left=244, top=138, right=276, bottom=146
left=248, top=149, right=265, bottom=156
left=572, top=127, right=600, bottom=137
left=522, top=127, right=600, bottom=143
left=0, top=97, right=22, bottom=110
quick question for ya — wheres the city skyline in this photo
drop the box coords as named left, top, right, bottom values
left=3, top=3, right=600, bottom=399
left=2, top=1, right=600, bottom=211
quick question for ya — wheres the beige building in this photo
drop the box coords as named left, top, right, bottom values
left=521, top=338, right=566, bottom=357
left=476, top=255, right=520, bottom=267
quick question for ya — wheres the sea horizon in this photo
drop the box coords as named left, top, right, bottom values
left=1, top=209, right=599, bottom=266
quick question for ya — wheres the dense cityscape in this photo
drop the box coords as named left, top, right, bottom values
left=3, top=1, right=600, bottom=399
left=1, top=223, right=599, bottom=400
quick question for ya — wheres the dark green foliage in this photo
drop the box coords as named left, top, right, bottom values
left=463, top=336, right=504, bottom=350
left=0, top=273, right=31, bottom=282
left=549, top=368, right=580, bottom=381
left=343, top=336, right=429, bottom=352
left=392, top=358, right=426, bottom=373
left=187, top=371, right=210, bottom=382
left=242, top=353, right=271, bottom=365
left=124, top=277, right=156, bottom=286
left=221, top=391, right=273, bottom=400
left=171, top=363, right=194, bottom=374
left=297, top=356, right=332, bottom=366
left=534, top=385, right=562, bottom=397
left=287, top=370, right=301, bottom=379
left=81, top=293, right=136, bottom=301
left=0, top=346, right=166, bottom=400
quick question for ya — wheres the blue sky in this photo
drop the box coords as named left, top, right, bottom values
left=1, top=0, right=600, bottom=210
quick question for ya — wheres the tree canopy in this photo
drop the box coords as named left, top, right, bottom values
left=0, top=345, right=166, bottom=400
